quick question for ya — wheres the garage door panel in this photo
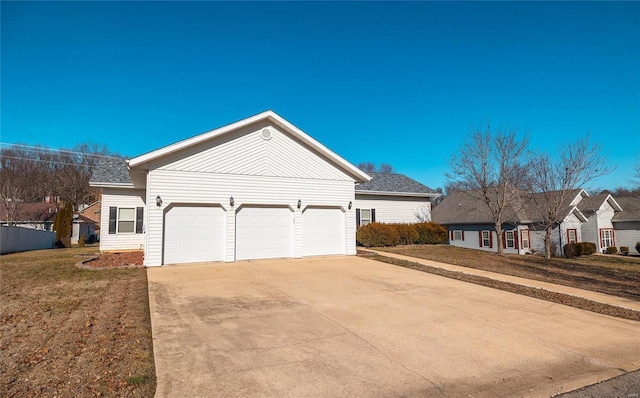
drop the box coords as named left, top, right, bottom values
left=303, top=207, right=345, bottom=256
left=236, top=206, right=293, bottom=260
left=164, top=205, right=226, bottom=264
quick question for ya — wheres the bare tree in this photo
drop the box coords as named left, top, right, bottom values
left=447, top=123, right=530, bottom=254
left=631, top=158, right=640, bottom=189
left=528, top=135, right=613, bottom=259
left=357, top=161, right=376, bottom=173
left=0, top=143, right=116, bottom=220
left=0, top=145, right=46, bottom=224
left=378, top=163, right=394, bottom=173
left=358, top=162, right=395, bottom=174
left=53, top=143, right=114, bottom=210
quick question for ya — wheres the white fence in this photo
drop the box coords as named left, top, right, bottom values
left=0, top=226, right=56, bottom=254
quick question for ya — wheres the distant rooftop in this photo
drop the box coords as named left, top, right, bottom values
left=355, top=172, right=438, bottom=195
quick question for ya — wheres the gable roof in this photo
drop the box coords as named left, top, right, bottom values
left=432, top=188, right=588, bottom=225
left=576, top=192, right=622, bottom=215
left=355, top=172, right=439, bottom=197
left=90, top=157, right=133, bottom=187
left=612, top=196, right=640, bottom=222
left=432, top=189, right=530, bottom=225
left=127, top=110, right=370, bottom=183
left=0, top=202, right=59, bottom=223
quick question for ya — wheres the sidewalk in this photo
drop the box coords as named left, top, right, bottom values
left=363, top=249, right=640, bottom=312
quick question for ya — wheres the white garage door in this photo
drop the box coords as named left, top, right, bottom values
left=236, top=206, right=293, bottom=260
left=303, top=207, right=346, bottom=256
left=164, top=205, right=226, bottom=265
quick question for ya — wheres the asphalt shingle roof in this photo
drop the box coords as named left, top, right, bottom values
left=432, top=188, right=584, bottom=225
left=90, top=157, right=131, bottom=185
left=612, top=196, right=640, bottom=222
left=355, top=172, right=437, bottom=195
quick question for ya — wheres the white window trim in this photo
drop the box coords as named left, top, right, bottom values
left=601, top=229, right=614, bottom=248
left=505, top=230, right=515, bottom=248
left=521, top=230, right=530, bottom=249
left=117, top=207, right=136, bottom=234
left=360, top=209, right=372, bottom=226
left=481, top=230, right=491, bottom=247
left=453, top=230, right=463, bottom=241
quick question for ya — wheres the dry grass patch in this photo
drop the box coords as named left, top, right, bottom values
left=377, top=245, right=640, bottom=300
left=1, top=247, right=155, bottom=397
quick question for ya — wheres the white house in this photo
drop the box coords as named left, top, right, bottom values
left=609, top=196, right=640, bottom=251
left=433, top=188, right=636, bottom=255
left=576, top=192, right=623, bottom=252
left=91, top=111, right=377, bottom=266
left=354, top=172, right=439, bottom=226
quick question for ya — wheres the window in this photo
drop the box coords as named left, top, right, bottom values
left=109, top=206, right=143, bottom=234
left=480, top=230, right=491, bottom=247
left=118, top=208, right=135, bottom=233
left=452, top=230, right=464, bottom=241
left=567, top=229, right=577, bottom=244
left=356, top=208, right=376, bottom=227
left=600, top=229, right=614, bottom=249
left=505, top=231, right=515, bottom=248
left=521, top=230, right=530, bottom=249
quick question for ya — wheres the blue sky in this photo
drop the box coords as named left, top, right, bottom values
left=2, top=1, right=639, bottom=191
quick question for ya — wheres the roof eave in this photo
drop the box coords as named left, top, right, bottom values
left=89, top=182, right=136, bottom=189
left=356, top=190, right=440, bottom=198
left=127, top=110, right=371, bottom=183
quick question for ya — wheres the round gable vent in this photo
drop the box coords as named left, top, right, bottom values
left=261, top=128, right=272, bottom=140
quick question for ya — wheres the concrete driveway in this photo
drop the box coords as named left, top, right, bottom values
left=147, top=256, right=640, bottom=397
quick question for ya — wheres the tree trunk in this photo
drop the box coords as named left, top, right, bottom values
left=544, top=227, right=553, bottom=259
left=495, top=223, right=504, bottom=255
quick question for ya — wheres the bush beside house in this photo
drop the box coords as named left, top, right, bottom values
left=357, top=222, right=448, bottom=247
left=562, top=242, right=597, bottom=258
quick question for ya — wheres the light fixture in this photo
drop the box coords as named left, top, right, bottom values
left=297, top=199, right=302, bottom=209
left=348, top=201, right=353, bottom=209
left=156, top=195, right=162, bottom=207
left=230, top=196, right=235, bottom=207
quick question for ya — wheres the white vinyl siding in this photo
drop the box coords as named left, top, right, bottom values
left=99, top=188, right=146, bottom=251
left=145, top=169, right=355, bottom=266
left=154, top=123, right=351, bottom=181
left=354, top=195, right=432, bottom=224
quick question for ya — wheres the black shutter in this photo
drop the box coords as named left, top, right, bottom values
left=371, top=209, right=376, bottom=223
left=109, top=207, right=117, bottom=234
left=356, top=209, right=361, bottom=227
left=135, top=207, right=144, bottom=234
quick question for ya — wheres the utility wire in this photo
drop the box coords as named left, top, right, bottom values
left=0, top=142, right=123, bottom=160
left=0, top=155, right=98, bottom=168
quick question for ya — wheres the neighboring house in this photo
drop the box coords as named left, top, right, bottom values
left=431, top=189, right=536, bottom=255
left=79, top=200, right=102, bottom=235
left=90, top=111, right=373, bottom=266
left=354, top=172, right=440, bottom=226
left=576, top=192, right=622, bottom=253
left=0, top=202, right=60, bottom=230
left=433, top=188, right=635, bottom=255
left=72, top=214, right=97, bottom=244
left=611, top=196, right=640, bottom=250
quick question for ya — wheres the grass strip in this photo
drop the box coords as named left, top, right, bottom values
left=363, top=253, right=640, bottom=321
